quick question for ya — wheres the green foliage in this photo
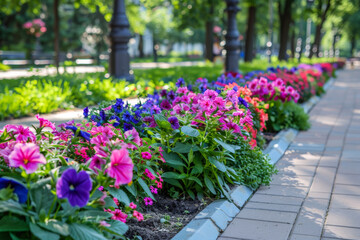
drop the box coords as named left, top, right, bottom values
left=228, top=137, right=277, bottom=190
left=0, top=63, right=10, bottom=71
left=0, top=80, right=71, bottom=120
left=266, top=100, right=311, bottom=132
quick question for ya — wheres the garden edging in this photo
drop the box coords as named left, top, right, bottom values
left=171, top=77, right=335, bottom=240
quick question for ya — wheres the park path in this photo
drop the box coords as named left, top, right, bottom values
left=219, top=69, right=360, bottom=240
left=0, top=61, right=203, bottom=79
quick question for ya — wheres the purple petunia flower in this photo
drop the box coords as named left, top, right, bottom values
left=56, top=168, right=92, bottom=207
left=65, top=126, right=91, bottom=142
left=168, top=116, right=180, bottom=130
left=160, top=99, right=172, bottom=110
left=83, top=107, right=89, bottom=118
left=238, top=97, right=249, bottom=108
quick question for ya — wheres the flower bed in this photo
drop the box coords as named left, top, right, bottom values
left=0, top=62, right=339, bottom=239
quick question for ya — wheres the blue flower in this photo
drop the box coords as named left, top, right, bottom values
left=168, top=116, right=180, bottom=130
left=109, top=115, right=121, bottom=127
left=65, top=126, right=91, bottom=142
left=122, top=111, right=132, bottom=122
left=167, top=90, right=175, bottom=101
left=124, top=123, right=133, bottom=132
left=0, top=178, right=28, bottom=203
left=176, top=78, right=185, bottom=87
left=112, top=102, right=124, bottom=114
left=100, top=110, right=106, bottom=122
left=187, top=84, right=193, bottom=91
left=238, top=97, right=249, bottom=108
left=83, top=107, right=89, bottom=118
left=90, top=115, right=100, bottom=122
left=233, top=86, right=238, bottom=92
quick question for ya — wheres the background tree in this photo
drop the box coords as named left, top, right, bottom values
left=277, top=0, right=295, bottom=60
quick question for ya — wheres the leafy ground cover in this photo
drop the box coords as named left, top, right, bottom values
left=0, top=61, right=339, bottom=239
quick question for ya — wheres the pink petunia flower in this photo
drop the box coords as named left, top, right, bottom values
left=5, top=125, right=36, bottom=143
left=107, top=148, right=134, bottom=186
left=129, top=202, right=137, bottom=209
left=35, top=115, right=56, bottom=130
left=8, top=143, right=46, bottom=174
left=124, top=128, right=141, bottom=148
left=133, top=210, right=144, bottom=221
left=141, top=152, right=152, bottom=160
left=144, top=197, right=153, bottom=206
left=88, top=155, right=106, bottom=173
left=111, top=209, right=127, bottom=222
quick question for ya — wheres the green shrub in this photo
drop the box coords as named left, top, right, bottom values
left=266, top=100, right=311, bottom=132
left=0, top=63, right=10, bottom=71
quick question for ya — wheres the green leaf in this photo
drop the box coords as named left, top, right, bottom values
left=162, top=152, right=186, bottom=167
left=172, top=143, right=199, bottom=153
left=187, top=189, right=195, bottom=200
left=30, top=184, right=55, bottom=214
left=105, top=220, right=128, bottom=236
left=164, top=179, right=183, bottom=189
left=29, top=223, right=60, bottom=240
left=104, top=197, right=117, bottom=208
left=38, top=220, right=70, bottom=236
left=214, top=138, right=235, bottom=153
left=124, top=185, right=137, bottom=197
left=0, top=200, right=29, bottom=217
left=138, top=178, right=155, bottom=200
left=181, top=126, right=200, bottom=137
left=69, top=223, right=107, bottom=240
left=209, top=157, right=226, bottom=172
left=78, top=210, right=112, bottom=221
left=154, top=114, right=172, bottom=130
left=107, top=188, right=130, bottom=205
left=204, top=176, right=216, bottom=195
left=0, top=216, right=28, bottom=232
left=187, top=176, right=203, bottom=187
left=191, top=157, right=203, bottom=175
left=161, top=172, right=181, bottom=179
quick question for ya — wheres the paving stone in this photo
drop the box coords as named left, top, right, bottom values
left=338, top=161, right=360, bottom=174
left=235, top=208, right=297, bottom=224
left=292, top=198, right=329, bottom=236
left=266, top=148, right=283, bottom=165
left=323, top=225, right=360, bottom=239
left=270, top=175, right=313, bottom=187
left=245, top=202, right=301, bottom=213
left=289, top=234, right=321, bottom=240
left=257, top=185, right=308, bottom=198
left=335, top=173, right=360, bottom=186
left=229, top=186, right=253, bottom=208
left=277, top=165, right=317, bottom=176
left=330, top=195, right=360, bottom=209
left=309, top=167, right=337, bottom=193
left=333, top=184, right=360, bottom=196
left=318, top=155, right=340, bottom=168
left=307, top=191, right=331, bottom=199
left=221, top=218, right=292, bottom=240
left=172, top=218, right=219, bottom=240
left=288, top=143, right=325, bottom=152
left=249, top=194, right=303, bottom=206
left=326, top=209, right=360, bottom=228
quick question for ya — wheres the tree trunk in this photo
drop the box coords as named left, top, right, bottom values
left=54, top=0, right=60, bottom=74
left=350, top=35, right=356, bottom=57
left=205, top=20, right=214, bottom=62
left=205, top=3, right=214, bottom=62
left=244, top=6, right=256, bottom=62
left=309, top=0, right=331, bottom=58
left=290, top=28, right=296, bottom=59
left=138, top=34, right=144, bottom=58
left=278, top=0, right=293, bottom=61
left=153, top=35, right=158, bottom=62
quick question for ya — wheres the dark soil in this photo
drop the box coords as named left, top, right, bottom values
left=125, top=194, right=210, bottom=240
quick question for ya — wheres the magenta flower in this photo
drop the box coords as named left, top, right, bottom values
left=124, top=128, right=141, bottom=148
left=129, top=202, right=137, bottom=209
left=36, top=115, right=56, bottom=130
left=111, top=209, right=127, bottom=222
left=160, top=99, right=172, bottom=110
left=133, top=210, right=144, bottom=221
left=141, top=152, right=152, bottom=160
left=107, top=148, right=134, bottom=186
left=150, top=186, right=158, bottom=194
left=9, top=143, right=46, bottom=174
left=144, top=197, right=153, bottom=206
left=5, top=125, right=36, bottom=143
left=56, top=168, right=92, bottom=207
left=88, top=155, right=106, bottom=173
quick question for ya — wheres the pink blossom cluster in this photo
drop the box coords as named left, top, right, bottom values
left=247, top=77, right=300, bottom=103
left=23, top=18, right=47, bottom=37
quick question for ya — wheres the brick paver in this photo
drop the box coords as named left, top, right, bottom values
left=219, top=69, right=360, bottom=240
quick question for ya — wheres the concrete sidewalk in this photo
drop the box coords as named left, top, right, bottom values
left=0, top=61, right=203, bottom=79
left=219, top=69, right=360, bottom=240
